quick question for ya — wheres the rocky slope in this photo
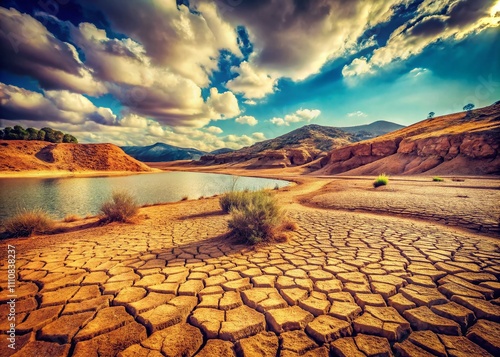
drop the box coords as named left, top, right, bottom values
left=316, top=103, right=500, bottom=175
left=199, top=124, right=354, bottom=169
left=0, top=141, right=153, bottom=174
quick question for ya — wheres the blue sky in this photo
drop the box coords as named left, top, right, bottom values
left=0, top=0, right=499, bottom=151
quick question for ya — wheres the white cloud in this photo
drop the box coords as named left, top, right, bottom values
left=235, top=115, right=258, bottom=126
left=119, top=113, right=149, bottom=128
left=85, top=0, right=241, bottom=87
left=252, top=132, right=266, bottom=141
left=343, top=0, right=500, bottom=79
left=206, top=87, right=241, bottom=120
left=0, top=83, right=114, bottom=125
left=347, top=111, right=368, bottom=118
left=218, top=0, right=408, bottom=81
left=0, top=7, right=106, bottom=96
left=270, top=117, right=286, bottom=126
left=206, top=126, right=223, bottom=134
left=226, top=61, right=277, bottom=99
left=342, top=57, right=375, bottom=78
left=270, top=108, right=321, bottom=126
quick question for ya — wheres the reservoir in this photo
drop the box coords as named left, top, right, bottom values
left=0, top=171, right=289, bottom=221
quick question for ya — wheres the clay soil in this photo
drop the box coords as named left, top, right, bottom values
left=0, top=163, right=499, bottom=357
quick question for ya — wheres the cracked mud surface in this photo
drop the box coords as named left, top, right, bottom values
left=0, top=177, right=499, bottom=357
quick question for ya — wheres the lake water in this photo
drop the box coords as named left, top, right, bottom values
left=0, top=171, right=289, bottom=221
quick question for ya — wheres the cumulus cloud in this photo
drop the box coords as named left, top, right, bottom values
left=226, top=61, right=277, bottom=99
left=270, top=108, right=321, bottom=126
left=235, top=115, right=258, bottom=126
left=0, top=7, right=106, bottom=96
left=0, top=83, right=115, bottom=125
left=252, top=132, right=266, bottom=141
left=80, top=0, right=241, bottom=87
left=206, top=126, right=223, bottom=134
left=214, top=0, right=408, bottom=81
left=206, top=87, right=241, bottom=120
left=343, top=0, right=499, bottom=79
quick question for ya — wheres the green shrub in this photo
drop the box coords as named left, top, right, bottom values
left=433, top=177, right=444, bottom=182
left=227, top=191, right=285, bottom=244
left=219, top=190, right=253, bottom=213
left=3, top=209, right=55, bottom=237
left=100, top=191, right=139, bottom=223
left=373, top=174, right=389, bottom=188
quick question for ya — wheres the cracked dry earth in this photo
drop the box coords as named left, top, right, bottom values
left=1, top=196, right=500, bottom=357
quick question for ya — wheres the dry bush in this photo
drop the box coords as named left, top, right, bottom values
left=3, top=209, right=55, bottom=237
left=227, top=191, right=288, bottom=244
left=63, top=214, right=81, bottom=222
left=100, top=191, right=139, bottom=223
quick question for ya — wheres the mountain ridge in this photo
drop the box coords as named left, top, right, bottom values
left=316, top=103, right=500, bottom=175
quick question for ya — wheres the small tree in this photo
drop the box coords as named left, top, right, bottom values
left=463, top=103, right=475, bottom=118
left=27, top=127, right=39, bottom=140
left=428, top=112, right=435, bottom=119
left=463, top=103, right=475, bottom=112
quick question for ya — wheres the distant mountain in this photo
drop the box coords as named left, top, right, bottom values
left=340, top=120, right=405, bottom=140
left=209, top=148, right=234, bottom=155
left=199, top=124, right=354, bottom=168
left=122, top=142, right=207, bottom=162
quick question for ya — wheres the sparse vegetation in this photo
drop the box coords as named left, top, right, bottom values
left=373, top=174, right=389, bottom=188
left=0, top=125, right=78, bottom=143
left=463, top=103, right=475, bottom=118
left=2, top=208, right=55, bottom=237
left=432, top=177, right=445, bottom=182
left=99, top=191, right=139, bottom=223
left=220, top=190, right=251, bottom=213
left=226, top=191, right=285, bottom=244
left=63, top=214, right=81, bottom=222
left=180, top=196, right=189, bottom=201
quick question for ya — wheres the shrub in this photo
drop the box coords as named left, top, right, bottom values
left=100, top=191, right=139, bottom=223
left=219, top=190, right=252, bottom=213
left=432, top=177, right=444, bottom=182
left=227, top=191, right=285, bottom=244
left=373, top=174, right=389, bottom=188
left=3, top=209, right=54, bottom=237
left=63, top=214, right=81, bottom=222
left=180, top=196, right=189, bottom=201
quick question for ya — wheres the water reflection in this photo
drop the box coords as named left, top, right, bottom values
left=0, top=172, right=289, bottom=220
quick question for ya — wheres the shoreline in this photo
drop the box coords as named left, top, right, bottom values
left=0, top=168, right=162, bottom=179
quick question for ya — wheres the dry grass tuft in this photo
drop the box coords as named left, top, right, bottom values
left=100, top=191, right=139, bottom=223
left=224, top=190, right=292, bottom=244
left=63, top=214, right=81, bottom=222
left=3, top=208, right=55, bottom=237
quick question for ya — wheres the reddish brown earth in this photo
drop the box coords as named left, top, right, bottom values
left=0, top=141, right=154, bottom=177
left=316, top=104, right=500, bottom=176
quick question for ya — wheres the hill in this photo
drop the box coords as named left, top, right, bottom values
left=122, top=142, right=207, bottom=162
left=0, top=141, right=153, bottom=176
left=316, top=103, right=500, bottom=176
left=198, top=124, right=354, bottom=169
left=340, top=120, right=405, bottom=140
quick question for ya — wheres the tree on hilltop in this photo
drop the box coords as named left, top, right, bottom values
left=0, top=126, right=78, bottom=143
left=463, top=103, right=475, bottom=112
left=428, top=112, right=435, bottom=119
